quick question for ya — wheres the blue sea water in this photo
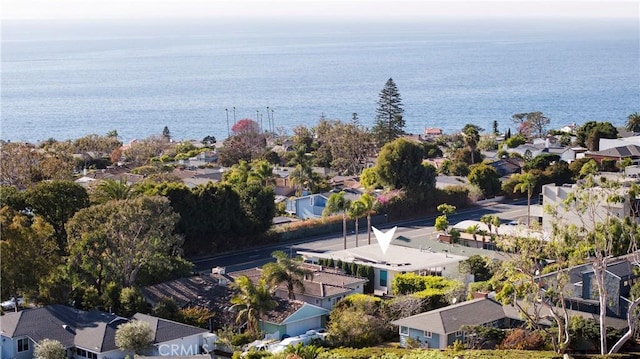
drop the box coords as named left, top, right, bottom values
left=1, top=18, right=638, bottom=143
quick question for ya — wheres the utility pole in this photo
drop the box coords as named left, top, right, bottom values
left=266, top=106, right=271, bottom=133
left=233, top=106, right=236, bottom=125
left=225, top=108, right=230, bottom=137
left=271, top=108, right=275, bottom=132
left=257, top=110, right=261, bottom=132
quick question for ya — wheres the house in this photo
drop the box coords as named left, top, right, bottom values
left=585, top=144, right=640, bottom=166
left=132, top=314, right=214, bottom=356
left=285, top=189, right=362, bottom=219
left=423, top=128, right=443, bottom=139
left=535, top=178, right=640, bottom=232
left=298, top=244, right=467, bottom=296
left=228, top=266, right=366, bottom=310
left=261, top=299, right=330, bottom=340
left=434, top=175, right=468, bottom=189
left=391, top=297, right=631, bottom=350
left=599, top=136, right=640, bottom=152
left=488, top=158, right=523, bottom=178
left=0, top=305, right=211, bottom=359
left=140, top=273, right=235, bottom=330
left=539, top=254, right=640, bottom=319
left=391, top=298, right=511, bottom=349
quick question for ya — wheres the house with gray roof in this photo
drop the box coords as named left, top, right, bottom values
left=585, top=144, right=640, bottom=166
left=539, top=254, right=640, bottom=319
left=391, top=298, right=511, bottom=349
left=0, top=305, right=210, bottom=359
left=391, top=297, right=631, bottom=350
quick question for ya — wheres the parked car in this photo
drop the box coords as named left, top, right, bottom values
left=270, top=334, right=311, bottom=354
left=241, top=339, right=278, bottom=357
left=1, top=297, right=23, bottom=311
left=306, top=328, right=328, bottom=341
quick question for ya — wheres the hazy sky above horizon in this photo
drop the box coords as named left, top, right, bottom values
left=2, top=0, right=638, bottom=20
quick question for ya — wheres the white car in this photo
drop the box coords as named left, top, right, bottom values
left=305, top=328, right=328, bottom=341
left=270, top=334, right=311, bottom=354
left=1, top=297, right=23, bottom=311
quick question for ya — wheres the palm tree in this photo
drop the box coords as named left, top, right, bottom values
left=466, top=224, right=479, bottom=246
left=513, top=172, right=537, bottom=227
left=249, top=160, right=275, bottom=187
left=625, top=112, right=640, bottom=133
left=462, top=124, right=481, bottom=164
left=323, top=191, right=352, bottom=249
left=230, top=275, right=276, bottom=335
left=223, top=160, right=251, bottom=186
left=491, top=215, right=501, bottom=236
left=92, top=178, right=133, bottom=203
left=348, top=200, right=367, bottom=247
left=289, top=145, right=314, bottom=195
left=480, top=214, right=495, bottom=235
left=359, top=193, right=377, bottom=245
left=262, top=250, right=312, bottom=300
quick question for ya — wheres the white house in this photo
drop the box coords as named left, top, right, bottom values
left=535, top=176, right=640, bottom=232
left=298, top=244, right=467, bottom=295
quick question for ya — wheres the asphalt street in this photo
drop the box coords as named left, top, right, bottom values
left=191, top=199, right=530, bottom=273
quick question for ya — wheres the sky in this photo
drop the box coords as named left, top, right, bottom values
left=2, top=0, right=639, bottom=20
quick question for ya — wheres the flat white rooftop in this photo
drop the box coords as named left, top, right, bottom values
left=298, top=244, right=467, bottom=272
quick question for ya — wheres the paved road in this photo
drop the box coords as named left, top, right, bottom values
left=192, top=199, right=530, bottom=273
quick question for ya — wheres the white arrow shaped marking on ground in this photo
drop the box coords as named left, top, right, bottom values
left=372, top=226, right=397, bottom=255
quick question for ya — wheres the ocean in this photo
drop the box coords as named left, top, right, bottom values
left=1, top=18, right=638, bottom=144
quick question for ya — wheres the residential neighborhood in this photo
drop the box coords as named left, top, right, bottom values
left=1, top=96, right=640, bottom=359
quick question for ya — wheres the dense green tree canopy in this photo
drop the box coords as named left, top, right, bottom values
left=376, top=138, right=436, bottom=193
left=576, top=121, right=618, bottom=151
left=66, top=195, right=183, bottom=288
left=467, top=163, right=501, bottom=198
left=25, top=180, right=90, bottom=254
left=1, top=206, right=59, bottom=299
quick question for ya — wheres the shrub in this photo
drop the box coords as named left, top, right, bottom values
left=499, top=329, right=546, bottom=350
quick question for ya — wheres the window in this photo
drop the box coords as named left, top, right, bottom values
left=379, top=270, right=388, bottom=287
left=424, top=331, right=432, bottom=338
left=88, top=352, right=98, bottom=359
left=400, top=326, right=409, bottom=336
left=456, top=330, right=463, bottom=337
left=17, top=338, right=29, bottom=352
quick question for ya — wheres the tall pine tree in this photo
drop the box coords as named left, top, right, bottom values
left=372, top=78, right=405, bottom=147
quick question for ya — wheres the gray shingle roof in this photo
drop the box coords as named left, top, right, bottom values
left=132, top=313, right=207, bottom=343
left=391, top=298, right=506, bottom=334
left=594, top=145, right=640, bottom=158
left=0, top=305, right=127, bottom=352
